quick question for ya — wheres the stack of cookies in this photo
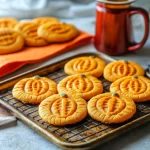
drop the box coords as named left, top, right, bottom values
left=0, top=17, right=79, bottom=55
left=12, top=56, right=150, bottom=126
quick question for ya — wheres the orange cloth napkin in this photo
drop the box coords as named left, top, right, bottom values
left=0, top=31, right=93, bottom=77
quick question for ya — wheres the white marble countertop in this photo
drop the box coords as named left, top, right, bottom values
left=0, top=16, right=150, bottom=150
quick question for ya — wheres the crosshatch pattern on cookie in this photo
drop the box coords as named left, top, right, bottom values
left=38, top=23, right=79, bottom=43
left=18, top=23, right=41, bottom=39
left=0, top=28, right=24, bottom=55
left=47, top=24, right=70, bottom=34
left=88, top=93, right=136, bottom=124
left=64, top=56, right=106, bottom=77
left=0, top=18, right=18, bottom=28
left=110, top=76, right=150, bottom=102
left=104, top=60, right=144, bottom=82
left=57, top=74, right=103, bottom=100
left=15, top=22, right=48, bottom=46
left=0, top=31, right=18, bottom=46
left=12, top=77, right=57, bottom=104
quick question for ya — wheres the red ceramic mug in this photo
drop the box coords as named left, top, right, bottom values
left=94, top=0, right=149, bottom=55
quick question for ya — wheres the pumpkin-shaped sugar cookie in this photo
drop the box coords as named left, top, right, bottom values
left=64, top=56, right=106, bottom=77
left=0, top=18, right=18, bottom=28
left=32, top=17, right=60, bottom=25
left=15, top=22, right=48, bottom=46
left=57, top=74, right=103, bottom=100
left=39, top=92, right=87, bottom=126
left=0, top=28, right=24, bottom=55
left=88, top=92, right=136, bottom=124
left=103, top=60, right=144, bottom=82
left=38, top=22, right=79, bottom=43
left=12, top=75, right=57, bottom=104
left=110, top=75, right=150, bottom=102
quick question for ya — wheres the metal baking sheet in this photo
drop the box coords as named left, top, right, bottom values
left=0, top=52, right=150, bottom=150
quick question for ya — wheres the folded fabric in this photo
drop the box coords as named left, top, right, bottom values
left=0, top=31, right=93, bottom=77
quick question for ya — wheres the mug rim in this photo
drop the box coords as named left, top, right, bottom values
left=97, top=0, right=135, bottom=5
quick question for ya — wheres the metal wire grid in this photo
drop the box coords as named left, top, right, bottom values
left=0, top=68, right=150, bottom=144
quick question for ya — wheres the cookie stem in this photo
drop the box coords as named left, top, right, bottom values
left=132, top=75, right=138, bottom=78
left=89, top=55, right=95, bottom=58
left=34, top=75, right=40, bottom=79
left=124, top=60, right=128, bottom=63
left=61, top=93, right=68, bottom=98
left=112, top=92, right=118, bottom=96
left=80, top=74, right=85, bottom=77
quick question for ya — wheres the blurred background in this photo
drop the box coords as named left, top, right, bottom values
left=0, top=0, right=149, bottom=19
left=0, top=0, right=149, bottom=42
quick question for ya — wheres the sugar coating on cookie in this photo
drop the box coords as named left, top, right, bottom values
left=39, top=92, right=87, bottom=126
left=103, top=60, right=144, bottom=82
left=88, top=92, right=136, bottom=124
left=32, top=17, right=60, bottom=25
left=15, top=22, right=48, bottom=46
left=110, top=76, right=150, bottom=102
left=57, top=74, right=103, bottom=100
left=38, top=22, right=79, bottom=43
left=0, top=18, right=18, bottom=28
left=0, top=28, right=24, bottom=55
left=64, top=56, right=106, bottom=77
left=12, top=76, right=57, bottom=104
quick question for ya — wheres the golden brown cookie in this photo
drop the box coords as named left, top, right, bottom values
left=57, top=74, right=103, bottom=100
left=14, top=22, right=48, bottom=46
left=39, top=92, right=87, bottom=126
left=0, top=28, right=24, bottom=55
left=38, top=22, right=79, bottom=43
left=32, top=17, right=60, bottom=25
left=88, top=92, right=136, bottom=124
left=0, top=18, right=18, bottom=28
left=64, top=56, right=106, bottom=77
left=12, top=75, right=57, bottom=104
left=110, top=75, right=150, bottom=102
left=103, top=60, right=144, bottom=82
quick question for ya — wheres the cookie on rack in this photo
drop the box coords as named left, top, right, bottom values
left=12, top=75, right=57, bottom=104
left=88, top=92, right=136, bottom=124
left=39, top=92, right=87, bottom=126
left=110, top=75, right=150, bottom=102
left=64, top=56, right=106, bottom=77
left=32, top=17, right=60, bottom=25
left=0, top=28, right=24, bottom=55
left=57, top=74, right=103, bottom=100
left=0, top=18, right=18, bottom=28
left=14, top=21, right=49, bottom=46
left=103, top=60, right=144, bottom=82
left=38, top=22, right=79, bottom=43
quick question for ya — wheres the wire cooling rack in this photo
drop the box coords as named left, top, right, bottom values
left=0, top=67, right=150, bottom=149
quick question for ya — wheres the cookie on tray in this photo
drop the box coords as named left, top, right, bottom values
left=0, top=18, right=18, bottom=28
left=103, top=60, right=144, bottom=82
left=57, top=74, right=103, bottom=100
left=64, top=56, right=106, bottom=77
left=88, top=92, right=136, bottom=124
left=39, top=92, right=87, bottom=126
left=38, top=22, right=79, bottom=43
left=32, top=17, right=60, bottom=25
left=14, top=22, right=49, bottom=46
left=110, top=75, right=150, bottom=102
left=12, top=75, right=57, bottom=104
left=0, top=28, right=24, bottom=55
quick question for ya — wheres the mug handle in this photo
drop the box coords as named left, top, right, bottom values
left=127, top=7, right=149, bottom=51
